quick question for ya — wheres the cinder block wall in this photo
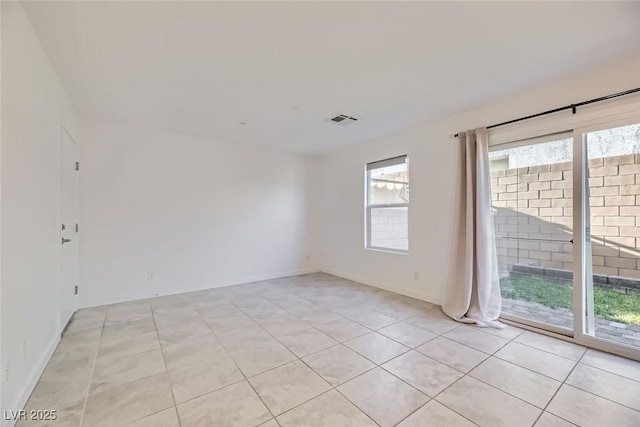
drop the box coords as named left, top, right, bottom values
left=491, top=153, right=640, bottom=280
left=370, top=208, right=409, bottom=250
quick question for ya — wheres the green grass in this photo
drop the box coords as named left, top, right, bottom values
left=501, top=276, right=640, bottom=325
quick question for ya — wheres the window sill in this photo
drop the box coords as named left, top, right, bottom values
left=365, top=247, right=409, bottom=255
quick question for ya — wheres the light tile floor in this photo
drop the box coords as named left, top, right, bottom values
left=18, top=273, right=640, bottom=427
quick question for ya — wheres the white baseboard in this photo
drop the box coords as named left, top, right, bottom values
left=3, top=333, right=60, bottom=427
left=321, top=268, right=442, bottom=306
left=80, top=267, right=322, bottom=308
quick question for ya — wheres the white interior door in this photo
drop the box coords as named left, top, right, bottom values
left=60, top=127, right=79, bottom=329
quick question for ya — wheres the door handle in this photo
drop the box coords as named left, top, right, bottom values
left=62, top=238, right=72, bottom=244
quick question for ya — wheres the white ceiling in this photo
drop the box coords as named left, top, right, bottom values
left=23, top=1, right=640, bottom=154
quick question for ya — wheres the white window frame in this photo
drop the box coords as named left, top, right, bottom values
left=365, top=155, right=409, bottom=254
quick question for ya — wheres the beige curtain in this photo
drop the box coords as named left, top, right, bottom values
left=442, top=128, right=504, bottom=329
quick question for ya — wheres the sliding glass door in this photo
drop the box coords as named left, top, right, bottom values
left=578, top=121, right=640, bottom=352
left=490, top=118, right=640, bottom=358
left=489, top=133, right=575, bottom=334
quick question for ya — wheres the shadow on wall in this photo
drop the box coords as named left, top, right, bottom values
left=491, top=152, right=640, bottom=291
left=493, top=205, right=640, bottom=292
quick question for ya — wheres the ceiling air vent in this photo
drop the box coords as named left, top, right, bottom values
left=327, top=114, right=358, bottom=126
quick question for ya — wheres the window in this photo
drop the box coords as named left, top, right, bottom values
left=366, top=155, right=409, bottom=252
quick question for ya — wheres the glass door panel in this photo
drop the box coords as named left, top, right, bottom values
left=490, top=134, right=574, bottom=332
left=584, top=123, right=640, bottom=349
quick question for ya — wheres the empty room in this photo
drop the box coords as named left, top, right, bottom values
left=2, top=1, right=640, bottom=426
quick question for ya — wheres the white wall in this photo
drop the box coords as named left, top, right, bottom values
left=79, top=119, right=320, bottom=307
left=320, top=56, right=640, bottom=305
left=1, top=1, right=78, bottom=419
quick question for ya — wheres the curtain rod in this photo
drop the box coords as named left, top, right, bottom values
left=454, top=87, right=640, bottom=138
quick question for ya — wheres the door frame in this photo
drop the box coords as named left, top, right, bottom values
left=59, top=124, right=79, bottom=331
left=572, top=115, right=640, bottom=361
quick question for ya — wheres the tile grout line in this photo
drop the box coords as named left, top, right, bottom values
left=230, top=292, right=403, bottom=425
left=84, top=310, right=214, bottom=424
left=403, top=326, right=531, bottom=426
left=332, top=381, right=383, bottom=427
left=228, top=298, right=340, bottom=422
left=232, top=294, right=373, bottom=356
left=577, top=359, right=640, bottom=384
left=513, top=337, right=640, bottom=414
left=149, top=305, right=183, bottom=427
left=388, top=328, right=526, bottom=426
left=194, top=300, right=281, bottom=425
left=266, top=281, right=420, bottom=333
left=559, top=371, right=640, bottom=414
left=426, top=327, right=636, bottom=425
left=299, top=320, right=475, bottom=424
left=490, top=348, right=578, bottom=383
left=370, top=321, right=519, bottom=425
left=77, top=310, right=107, bottom=427
left=511, top=339, right=583, bottom=362
left=531, top=348, right=589, bottom=426
left=71, top=308, right=164, bottom=425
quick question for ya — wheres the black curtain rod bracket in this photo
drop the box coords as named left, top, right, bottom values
left=454, top=87, right=640, bottom=138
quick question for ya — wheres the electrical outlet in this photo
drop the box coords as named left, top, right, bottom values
left=147, top=272, right=154, bottom=281
left=414, top=272, right=420, bottom=281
